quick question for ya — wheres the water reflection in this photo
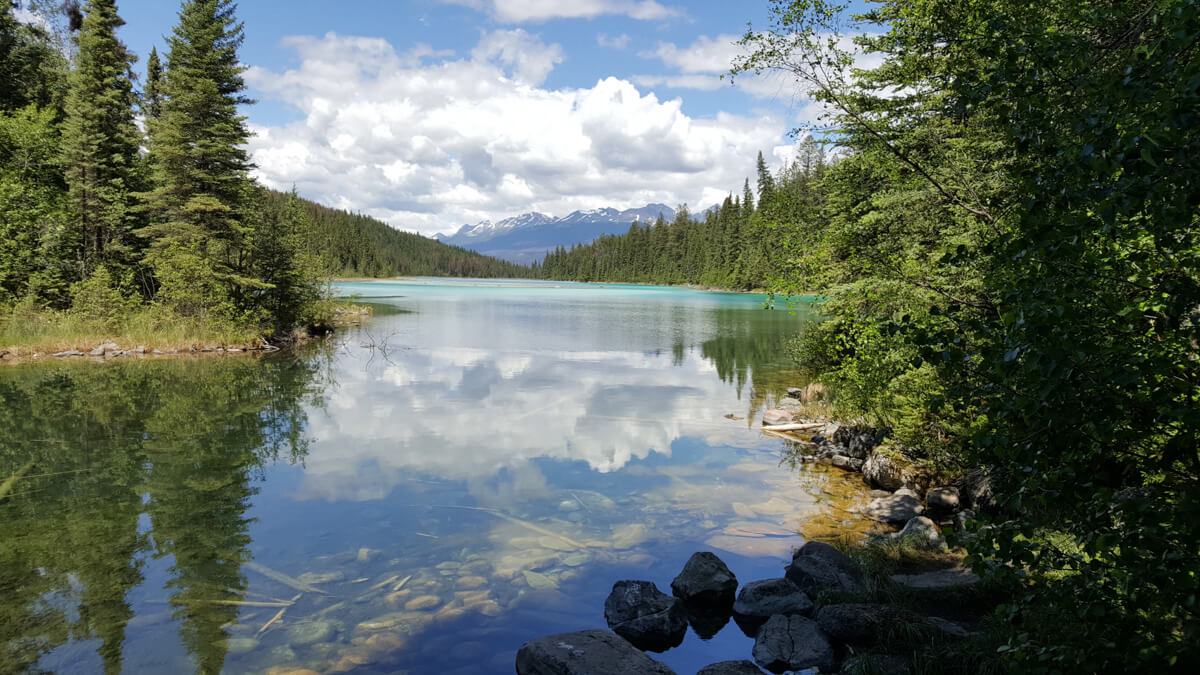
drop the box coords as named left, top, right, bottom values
left=0, top=356, right=326, bottom=674
left=0, top=281, right=871, bottom=674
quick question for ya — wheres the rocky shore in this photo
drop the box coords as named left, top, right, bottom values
left=517, top=546, right=981, bottom=674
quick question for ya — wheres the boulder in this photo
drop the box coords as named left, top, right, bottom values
left=862, top=452, right=913, bottom=491
left=863, top=494, right=923, bottom=524
left=752, top=615, right=836, bottom=673
left=89, top=346, right=106, bottom=356
left=698, top=660, right=766, bottom=675
left=794, top=541, right=861, bottom=580
left=926, top=487, right=960, bottom=512
left=785, top=387, right=804, bottom=399
left=895, top=516, right=945, bottom=550
left=671, top=552, right=738, bottom=605
left=515, top=630, right=676, bottom=675
left=815, top=604, right=918, bottom=646
left=762, top=409, right=793, bottom=426
left=785, top=554, right=858, bottom=594
left=603, top=580, right=686, bottom=652
left=961, top=469, right=995, bottom=511
left=733, top=578, right=813, bottom=619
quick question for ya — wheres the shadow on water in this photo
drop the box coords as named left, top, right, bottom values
left=0, top=353, right=329, bottom=674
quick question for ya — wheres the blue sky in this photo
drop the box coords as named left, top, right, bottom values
left=107, top=0, right=878, bottom=235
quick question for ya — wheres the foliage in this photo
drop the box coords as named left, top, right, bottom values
left=738, top=0, right=1200, bottom=670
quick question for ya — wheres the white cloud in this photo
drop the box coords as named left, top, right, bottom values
left=245, top=31, right=788, bottom=235
left=597, top=33, right=632, bottom=50
left=441, top=0, right=681, bottom=22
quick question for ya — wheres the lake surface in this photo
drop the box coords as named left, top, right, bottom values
left=0, top=278, right=874, bottom=674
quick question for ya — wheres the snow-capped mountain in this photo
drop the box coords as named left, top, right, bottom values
left=437, top=204, right=675, bottom=264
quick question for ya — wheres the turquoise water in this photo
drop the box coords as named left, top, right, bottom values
left=0, top=278, right=872, bottom=674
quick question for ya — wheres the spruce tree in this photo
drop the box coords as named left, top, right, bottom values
left=142, top=46, right=162, bottom=120
left=139, top=0, right=255, bottom=317
left=755, top=151, right=776, bottom=206
left=58, top=0, right=142, bottom=282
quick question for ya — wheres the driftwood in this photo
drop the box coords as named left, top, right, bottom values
left=245, top=561, right=326, bottom=594
left=259, top=594, right=302, bottom=634
left=762, top=422, right=823, bottom=432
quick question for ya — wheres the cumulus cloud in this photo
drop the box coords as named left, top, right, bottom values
left=440, top=0, right=681, bottom=23
left=634, top=32, right=888, bottom=126
left=245, top=30, right=790, bottom=235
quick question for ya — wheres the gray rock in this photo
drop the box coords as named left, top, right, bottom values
left=954, top=509, right=975, bottom=531
left=603, top=580, right=686, bottom=652
left=895, top=516, right=945, bottom=550
left=698, top=660, right=766, bottom=675
left=815, top=603, right=917, bottom=646
left=786, top=387, right=804, bottom=399
left=926, top=487, right=960, bottom=512
left=863, top=494, right=923, bottom=524
left=733, top=578, right=813, bottom=619
left=515, top=630, right=676, bottom=675
left=862, top=453, right=912, bottom=491
left=671, top=551, right=738, bottom=605
left=961, top=469, right=994, bottom=510
left=752, top=615, right=836, bottom=673
left=840, top=654, right=910, bottom=674
left=89, top=346, right=106, bottom=356
left=794, top=541, right=860, bottom=580
left=286, top=620, right=334, bottom=646
left=832, top=454, right=853, bottom=469
left=762, top=409, right=793, bottom=426
left=785, top=554, right=858, bottom=594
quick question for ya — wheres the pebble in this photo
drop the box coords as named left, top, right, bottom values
left=405, top=595, right=442, bottom=611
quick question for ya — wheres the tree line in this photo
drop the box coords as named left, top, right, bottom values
left=536, top=142, right=827, bottom=290
left=732, top=0, right=1199, bottom=670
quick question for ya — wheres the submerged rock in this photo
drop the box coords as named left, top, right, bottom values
left=286, top=620, right=335, bottom=646
left=515, top=629, right=676, bottom=675
left=216, top=637, right=259, bottom=655
left=671, top=552, right=738, bottom=605
left=752, top=615, right=836, bottom=673
left=603, top=580, right=686, bottom=652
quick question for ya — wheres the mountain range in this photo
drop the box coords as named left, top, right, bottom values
left=436, top=204, right=676, bottom=264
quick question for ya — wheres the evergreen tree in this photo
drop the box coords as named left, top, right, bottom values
left=58, top=0, right=142, bottom=283
left=139, top=0, right=255, bottom=317
left=142, top=45, right=162, bottom=120
left=755, top=150, right=775, bottom=205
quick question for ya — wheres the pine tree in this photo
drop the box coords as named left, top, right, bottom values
left=58, top=0, right=142, bottom=283
left=755, top=150, right=776, bottom=206
left=139, top=0, right=255, bottom=317
left=142, top=46, right=163, bottom=120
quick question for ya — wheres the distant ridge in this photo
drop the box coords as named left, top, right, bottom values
left=437, top=203, right=676, bottom=264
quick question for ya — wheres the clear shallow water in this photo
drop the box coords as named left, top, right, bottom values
left=1, top=278, right=874, bottom=674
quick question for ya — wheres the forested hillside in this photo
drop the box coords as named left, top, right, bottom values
left=262, top=191, right=534, bottom=279
left=537, top=145, right=825, bottom=290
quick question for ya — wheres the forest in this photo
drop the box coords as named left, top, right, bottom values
left=0, top=0, right=529, bottom=352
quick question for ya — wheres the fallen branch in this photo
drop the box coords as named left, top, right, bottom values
left=762, top=422, right=823, bottom=432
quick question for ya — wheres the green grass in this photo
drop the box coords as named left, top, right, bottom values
left=0, top=305, right=265, bottom=357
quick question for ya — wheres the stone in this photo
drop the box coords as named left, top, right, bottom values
left=895, top=516, right=945, bottom=550
left=926, top=487, right=960, bottom=512
left=89, top=346, right=106, bottom=356
left=752, top=615, right=836, bottom=673
left=671, top=552, right=738, bottom=605
left=785, top=387, right=804, bottom=399
left=785, top=553, right=858, bottom=594
left=890, top=567, right=980, bottom=589
left=216, top=637, right=259, bottom=655
left=792, top=541, right=861, bottom=581
left=522, top=570, right=558, bottom=590
left=840, top=654, right=910, bottom=675
left=457, top=575, right=488, bottom=589
left=404, top=595, right=441, bottom=611
left=603, top=580, right=687, bottom=652
left=698, top=660, right=766, bottom=675
left=862, top=452, right=913, bottom=491
left=516, top=630, right=676, bottom=675
left=961, top=469, right=995, bottom=510
left=832, top=454, right=855, bottom=470
left=863, top=494, right=923, bottom=524
left=286, top=620, right=335, bottom=646
left=733, top=578, right=814, bottom=621
left=954, top=509, right=975, bottom=531
left=762, top=409, right=793, bottom=426
left=815, top=603, right=918, bottom=646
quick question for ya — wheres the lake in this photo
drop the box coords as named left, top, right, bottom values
left=0, top=278, right=874, bottom=674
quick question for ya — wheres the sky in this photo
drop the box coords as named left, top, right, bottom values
left=104, top=0, right=876, bottom=236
